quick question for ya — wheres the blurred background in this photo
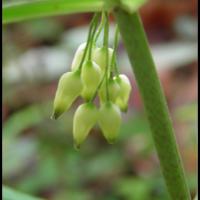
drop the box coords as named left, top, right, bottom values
left=2, top=0, right=197, bottom=199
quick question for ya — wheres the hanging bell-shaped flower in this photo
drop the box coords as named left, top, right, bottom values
left=98, top=101, right=121, bottom=144
left=71, top=43, right=86, bottom=71
left=92, top=47, right=113, bottom=72
left=73, top=102, right=98, bottom=149
left=114, top=74, right=131, bottom=112
left=98, top=78, right=120, bottom=104
left=52, top=70, right=83, bottom=119
left=71, top=43, right=97, bottom=71
left=81, top=60, right=102, bottom=101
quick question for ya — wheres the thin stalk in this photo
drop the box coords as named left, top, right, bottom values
left=77, top=13, right=100, bottom=70
left=90, top=14, right=110, bottom=102
left=88, top=14, right=100, bottom=61
left=103, top=12, right=109, bottom=101
left=94, top=12, right=105, bottom=43
left=111, top=25, right=119, bottom=75
left=114, top=8, right=191, bottom=200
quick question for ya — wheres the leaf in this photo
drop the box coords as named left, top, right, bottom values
left=3, top=138, right=37, bottom=178
left=16, top=157, right=60, bottom=193
left=2, top=0, right=147, bottom=24
left=3, top=103, right=49, bottom=139
left=120, top=0, right=147, bottom=13
left=3, top=0, right=105, bottom=24
left=114, top=178, right=152, bottom=200
left=3, top=186, right=43, bottom=200
left=114, top=177, right=170, bottom=200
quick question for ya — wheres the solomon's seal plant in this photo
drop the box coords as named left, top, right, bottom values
left=3, top=0, right=192, bottom=199
left=52, top=12, right=132, bottom=149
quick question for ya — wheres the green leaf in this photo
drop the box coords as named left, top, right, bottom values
left=3, top=104, right=49, bottom=139
left=120, top=0, right=147, bottom=13
left=115, top=178, right=152, bottom=200
left=3, top=0, right=147, bottom=24
left=3, top=186, right=43, bottom=200
left=3, top=0, right=105, bottom=24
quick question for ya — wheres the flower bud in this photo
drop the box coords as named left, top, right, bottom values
left=73, top=103, right=98, bottom=148
left=114, top=74, right=131, bottom=112
left=81, top=86, right=93, bottom=101
left=92, top=47, right=113, bottom=71
left=98, top=102, right=121, bottom=144
left=52, top=71, right=83, bottom=119
left=98, top=78, right=120, bottom=103
left=81, top=60, right=102, bottom=100
left=71, top=43, right=86, bottom=71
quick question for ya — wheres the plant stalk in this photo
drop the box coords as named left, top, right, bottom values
left=114, top=8, right=191, bottom=200
left=78, top=13, right=99, bottom=70
left=103, top=12, right=110, bottom=101
left=94, top=12, right=106, bottom=43
left=111, top=25, right=119, bottom=75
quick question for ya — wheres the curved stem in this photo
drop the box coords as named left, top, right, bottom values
left=94, top=12, right=105, bottom=43
left=114, top=8, right=191, bottom=200
left=77, top=13, right=100, bottom=70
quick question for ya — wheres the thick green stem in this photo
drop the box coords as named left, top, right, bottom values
left=114, top=8, right=191, bottom=200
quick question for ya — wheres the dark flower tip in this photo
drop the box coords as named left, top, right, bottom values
left=74, top=143, right=81, bottom=151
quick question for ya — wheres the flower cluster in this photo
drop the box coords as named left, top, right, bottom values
left=52, top=13, right=131, bottom=149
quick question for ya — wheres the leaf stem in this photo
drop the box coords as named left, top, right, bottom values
left=114, top=8, right=191, bottom=200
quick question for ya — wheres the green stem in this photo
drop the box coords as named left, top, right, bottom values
left=77, top=13, right=99, bottom=70
left=88, top=14, right=100, bottom=61
left=114, top=8, right=191, bottom=200
left=111, top=25, right=119, bottom=75
left=103, top=12, right=110, bottom=101
left=94, top=12, right=105, bottom=43
left=103, top=12, right=109, bottom=48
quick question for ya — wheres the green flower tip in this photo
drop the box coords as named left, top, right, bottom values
left=51, top=110, right=62, bottom=120
left=74, top=142, right=81, bottom=151
left=121, top=105, right=128, bottom=112
left=107, top=138, right=117, bottom=144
